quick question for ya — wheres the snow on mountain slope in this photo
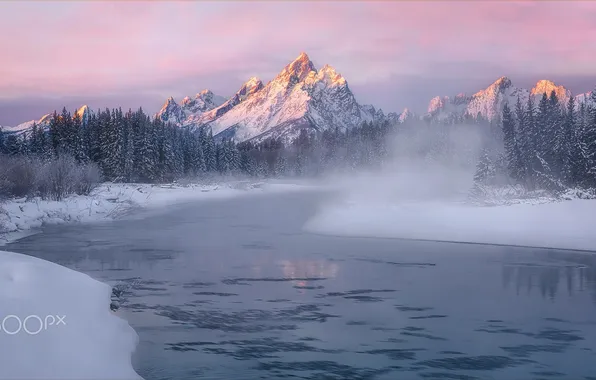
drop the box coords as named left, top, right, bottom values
left=185, top=77, right=264, bottom=128
left=398, top=108, right=415, bottom=123
left=2, top=114, right=53, bottom=135
left=531, top=79, right=571, bottom=105
left=576, top=91, right=595, bottom=108
left=466, top=77, right=530, bottom=121
left=203, top=52, right=380, bottom=142
left=156, top=90, right=226, bottom=125
left=425, top=78, right=581, bottom=122
left=2, top=105, right=90, bottom=135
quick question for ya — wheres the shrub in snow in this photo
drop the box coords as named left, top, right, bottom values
left=35, top=155, right=101, bottom=201
left=0, top=155, right=38, bottom=198
left=74, top=161, right=102, bottom=196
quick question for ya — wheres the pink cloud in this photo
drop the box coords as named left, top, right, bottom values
left=0, top=1, right=594, bottom=99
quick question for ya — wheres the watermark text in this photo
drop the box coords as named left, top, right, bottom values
left=1, top=315, right=66, bottom=335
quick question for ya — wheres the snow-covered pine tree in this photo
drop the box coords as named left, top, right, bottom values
left=0, top=126, right=5, bottom=154
left=86, top=112, right=101, bottom=164
left=218, top=140, right=232, bottom=174
left=161, top=125, right=177, bottom=181
left=523, top=96, right=539, bottom=189
left=562, top=95, right=584, bottom=186
left=547, top=91, right=564, bottom=177
left=61, top=107, right=76, bottom=155
left=4, top=134, right=21, bottom=156
left=19, top=133, right=30, bottom=156
left=473, top=147, right=496, bottom=185
left=172, top=127, right=184, bottom=178
left=193, top=134, right=207, bottom=175
left=583, top=88, right=596, bottom=186
left=273, top=152, right=288, bottom=177
left=28, top=122, right=41, bottom=156
left=501, top=102, right=524, bottom=182
left=99, top=108, right=123, bottom=180
left=142, top=117, right=160, bottom=182
left=536, top=93, right=551, bottom=161
left=230, top=141, right=241, bottom=173
left=48, top=111, right=62, bottom=156
left=204, top=129, right=216, bottom=172
left=72, top=112, right=89, bottom=164
left=121, top=110, right=136, bottom=181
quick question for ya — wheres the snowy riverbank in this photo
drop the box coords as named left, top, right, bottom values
left=305, top=196, right=596, bottom=252
left=1, top=180, right=316, bottom=246
left=0, top=249, right=142, bottom=379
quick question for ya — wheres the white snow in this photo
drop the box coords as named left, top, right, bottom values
left=304, top=196, right=596, bottom=252
left=0, top=249, right=141, bottom=379
left=425, top=77, right=581, bottom=122
left=2, top=120, right=38, bottom=134
left=1, top=180, right=315, bottom=246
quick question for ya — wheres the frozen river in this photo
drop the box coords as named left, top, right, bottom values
left=5, top=191, right=596, bottom=380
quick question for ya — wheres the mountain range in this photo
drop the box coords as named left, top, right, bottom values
left=155, top=52, right=395, bottom=143
left=1, top=53, right=594, bottom=142
left=424, top=77, right=592, bottom=123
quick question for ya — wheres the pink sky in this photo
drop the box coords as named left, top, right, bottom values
left=1, top=1, right=595, bottom=125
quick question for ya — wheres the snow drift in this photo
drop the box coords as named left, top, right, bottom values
left=304, top=197, right=596, bottom=252
left=0, top=250, right=141, bottom=379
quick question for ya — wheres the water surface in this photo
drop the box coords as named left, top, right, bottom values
left=5, top=192, right=596, bottom=380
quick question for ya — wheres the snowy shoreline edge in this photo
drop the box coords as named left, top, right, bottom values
left=0, top=249, right=143, bottom=379
left=0, top=180, right=315, bottom=247
left=0, top=180, right=316, bottom=380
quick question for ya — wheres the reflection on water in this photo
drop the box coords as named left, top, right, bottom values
left=502, top=250, right=596, bottom=303
left=280, top=259, right=339, bottom=288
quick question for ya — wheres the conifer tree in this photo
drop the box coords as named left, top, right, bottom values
left=563, top=95, right=582, bottom=185
left=501, top=103, right=523, bottom=181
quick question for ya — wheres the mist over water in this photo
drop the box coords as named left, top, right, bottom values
left=324, top=122, right=486, bottom=204
left=306, top=121, right=596, bottom=252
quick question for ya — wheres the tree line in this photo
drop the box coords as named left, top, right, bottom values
left=0, top=107, right=396, bottom=185
left=2, top=88, right=595, bottom=201
left=473, top=89, right=596, bottom=193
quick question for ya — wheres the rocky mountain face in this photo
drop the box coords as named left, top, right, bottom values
left=424, top=77, right=591, bottom=123
left=156, top=52, right=396, bottom=143
left=156, top=89, right=227, bottom=125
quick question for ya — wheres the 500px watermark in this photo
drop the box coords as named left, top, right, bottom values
left=1, top=315, right=66, bottom=335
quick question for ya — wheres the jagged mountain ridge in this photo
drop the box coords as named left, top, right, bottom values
left=3, top=54, right=594, bottom=138
left=1, top=105, right=90, bottom=135
left=156, top=52, right=395, bottom=143
left=425, top=77, right=590, bottom=123
left=156, top=89, right=227, bottom=126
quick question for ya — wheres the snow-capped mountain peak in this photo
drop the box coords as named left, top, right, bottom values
left=426, top=76, right=529, bottom=122
left=75, top=105, right=90, bottom=124
left=185, top=52, right=386, bottom=143
left=2, top=105, right=90, bottom=135
left=243, top=77, right=262, bottom=89
left=398, top=108, right=415, bottom=123
left=422, top=76, right=590, bottom=123
left=428, top=96, right=447, bottom=114
left=275, top=52, right=317, bottom=86
left=157, top=89, right=227, bottom=125
left=157, top=97, right=185, bottom=124
left=530, top=79, right=571, bottom=103
left=236, top=77, right=264, bottom=100
left=313, top=64, right=347, bottom=88
left=473, top=76, right=512, bottom=98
